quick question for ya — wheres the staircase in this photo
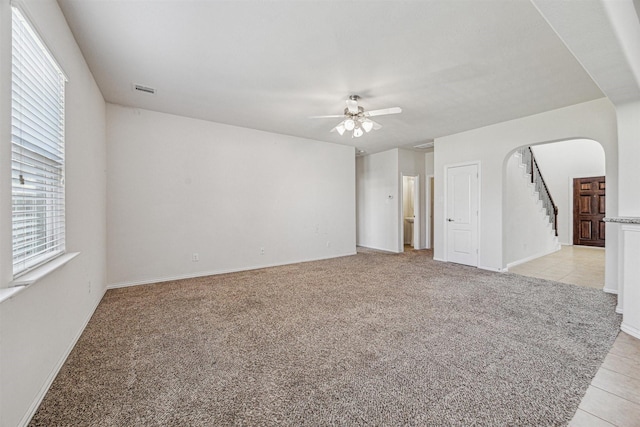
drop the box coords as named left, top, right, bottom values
left=517, top=147, right=558, bottom=237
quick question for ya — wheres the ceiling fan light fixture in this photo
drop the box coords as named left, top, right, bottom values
left=310, top=95, right=402, bottom=138
left=344, top=118, right=355, bottom=131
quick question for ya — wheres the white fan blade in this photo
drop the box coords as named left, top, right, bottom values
left=330, top=121, right=346, bottom=135
left=346, top=98, right=359, bottom=114
left=364, top=107, right=402, bottom=117
left=371, top=120, right=383, bottom=130
left=309, top=114, right=345, bottom=119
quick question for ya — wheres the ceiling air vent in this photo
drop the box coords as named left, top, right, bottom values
left=133, top=84, right=156, bottom=95
left=413, top=142, right=434, bottom=149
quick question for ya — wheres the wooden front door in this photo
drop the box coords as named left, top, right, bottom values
left=573, top=176, right=605, bottom=247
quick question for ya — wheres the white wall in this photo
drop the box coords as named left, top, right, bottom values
left=433, top=98, right=618, bottom=277
left=616, top=101, right=640, bottom=216
left=425, top=151, right=434, bottom=176
left=615, top=101, right=640, bottom=335
left=531, top=139, right=606, bottom=245
left=505, top=153, right=559, bottom=266
left=355, top=148, right=426, bottom=252
left=356, top=149, right=399, bottom=252
left=106, top=104, right=355, bottom=286
left=0, top=1, right=107, bottom=426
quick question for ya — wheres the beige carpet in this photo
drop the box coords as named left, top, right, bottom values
left=30, top=248, right=621, bottom=426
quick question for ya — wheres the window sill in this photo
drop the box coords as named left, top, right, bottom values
left=0, top=252, right=80, bottom=303
left=0, top=286, right=24, bottom=304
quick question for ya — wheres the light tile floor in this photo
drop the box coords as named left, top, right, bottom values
left=570, top=333, right=640, bottom=427
left=509, top=245, right=605, bottom=289
left=509, top=245, right=640, bottom=426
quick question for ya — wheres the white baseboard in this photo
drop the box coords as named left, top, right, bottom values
left=108, top=252, right=357, bottom=290
left=616, top=305, right=623, bottom=314
left=505, top=245, right=561, bottom=270
left=603, top=286, right=618, bottom=295
left=566, top=244, right=605, bottom=251
left=621, top=322, right=640, bottom=340
left=429, top=259, right=503, bottom=272
left=479, top=265, right=504, bottom=272
left=355, top=244, right=398, bottom=254
left=19, top=287, right=108, bottom=427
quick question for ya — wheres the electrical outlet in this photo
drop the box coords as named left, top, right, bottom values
left=192, top=253, right=199, bottom=262
left=326, top=241, right=331, bottom=248
left=260, top=247, right=265, bottom=255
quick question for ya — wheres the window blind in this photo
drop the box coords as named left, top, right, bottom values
left=11, top=6, right=66, bottom=277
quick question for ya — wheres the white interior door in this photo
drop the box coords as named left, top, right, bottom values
left=446, top=164, right=479, bottom=266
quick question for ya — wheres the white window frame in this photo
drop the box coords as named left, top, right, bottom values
left=11, top=5, right=68, bottom=279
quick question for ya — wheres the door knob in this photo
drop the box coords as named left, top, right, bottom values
left=447, top=218, right=454, bottom=222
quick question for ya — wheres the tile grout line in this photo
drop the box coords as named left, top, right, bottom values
left=609, top=348, right=640, bottom=360
left=589, top=383, right=640, bottom=407
left=609, top=352, right=638, bottom=362
left=599, top=365, right=640, bottom=382
left=574, top=407, right=619, bottom=427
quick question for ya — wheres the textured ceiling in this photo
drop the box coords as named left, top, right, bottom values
left=57, top=0, right=604, bottom=154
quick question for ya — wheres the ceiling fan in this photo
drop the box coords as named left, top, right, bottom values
left=310, top=95, right=402, bottom=138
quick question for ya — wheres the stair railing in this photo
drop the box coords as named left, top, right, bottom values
left=517, top=147, right=558, bottom=236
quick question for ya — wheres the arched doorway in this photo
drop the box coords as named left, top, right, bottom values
left=503, top=138, right=606, bottom=289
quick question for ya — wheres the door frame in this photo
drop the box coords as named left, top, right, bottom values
left=573, top=175, right=606, bottom=247
left=443, top=161, right=481, bottom=266
left=568, top=176, right=575, bottom=245
left=400, top=174, right=421, bottom=251
left=426, top=174, right=434, bottom=249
